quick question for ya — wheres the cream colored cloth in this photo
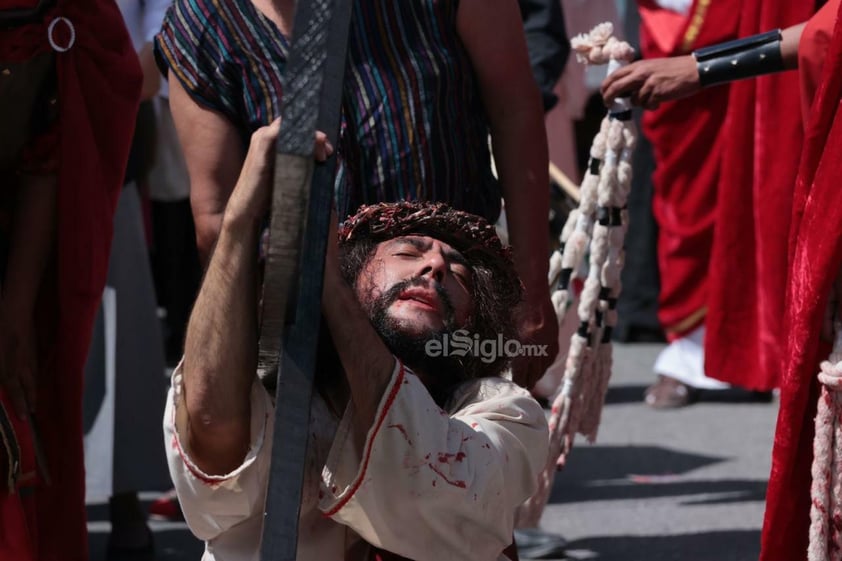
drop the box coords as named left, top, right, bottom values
left=163, top=361, right=548, bottom=561
left=654, top=326, right=730, bottom=390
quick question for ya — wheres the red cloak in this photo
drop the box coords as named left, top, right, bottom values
left=760, top=2, right=842, bottom=559
left=703, top=1, right=814, bottom=391
left=637, top=0, right=739, bottom=341
left=0, top=2, right=142, bottom=559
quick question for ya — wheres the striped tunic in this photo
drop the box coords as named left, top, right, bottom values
left=155, top=0, right=501, bottom=220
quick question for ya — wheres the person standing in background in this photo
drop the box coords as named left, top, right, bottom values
left=148, top=91, right=200, bottom=367
left=600, top=0, right=827, bottom=553
left=604, top=0, right=812, bottom=407
left=511, top=2, right=572, bottom=558
left=0, top=1, right=142, bottom=559
left=154, top=0, right=558, bottom=390
left=82, top=1, right=173, bottom=558
left=633, top=0, right=740, bottom=408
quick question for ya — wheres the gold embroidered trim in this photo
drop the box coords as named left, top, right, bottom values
left=666, top=306, right=708, bottom=335
left=681, top=0, right=712, bottom=53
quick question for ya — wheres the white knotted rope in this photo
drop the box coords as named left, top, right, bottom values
left=809, top=277, right=842, bottom=561
left=516, top=23, right=635, bottom=528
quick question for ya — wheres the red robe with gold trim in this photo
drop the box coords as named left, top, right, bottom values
left=0, top=2, right=142, bottom=559
left=760, top=2, right=842, bottom=558
left=703, top=0, right=814, bottom=392
left=637, top=0, right=739, bottom=341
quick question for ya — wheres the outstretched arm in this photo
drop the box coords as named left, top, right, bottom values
left=601, top=22, right=806, bottom=108
left=179, top=121, right=279, bottom=476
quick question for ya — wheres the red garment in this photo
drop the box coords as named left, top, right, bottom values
left=703, top=1, right=813, bottom=391
left=799, top=0, right=839, bottom=121
left=0, top=3, right=142, bottom=560
left=0, top=389, right=39, bottom=561
left=638, top=0, right=740, bottom=340
left=761, top=2, right=842, bottom=559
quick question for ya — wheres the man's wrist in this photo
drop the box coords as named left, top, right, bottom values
left=693, top=29, right=784, bottom=88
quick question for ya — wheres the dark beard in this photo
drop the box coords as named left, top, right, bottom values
left=367, top=277, right=469, bottom=406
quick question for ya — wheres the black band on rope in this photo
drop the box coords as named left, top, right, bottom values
left=607, top=297, right=618, bottom=310
left=609, top=110, right=632, bottom=122
left=558, top=268, right=573, bottom=291
left=588, top=158, right=602, bottom=176
left=577, top=321, right=591, bottom=345
left=598, top=286, right=611, bottom=301
left=601, top=326, right=613, bottom=343
left=597, top=206, right=623, bottom=226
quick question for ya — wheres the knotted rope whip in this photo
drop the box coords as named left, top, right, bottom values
left=809, top=279, right=842, bottom=561
left=518, top=22, right=635, bottom=527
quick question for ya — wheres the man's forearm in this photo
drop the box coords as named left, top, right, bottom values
left=782, top=22, right=806, bottom=70
left=182, top=213, right=260, bottom=474
left=492, top=102, right=551, bottom=290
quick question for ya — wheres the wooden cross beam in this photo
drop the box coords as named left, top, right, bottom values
left=258, top=1, right=353, bottom=559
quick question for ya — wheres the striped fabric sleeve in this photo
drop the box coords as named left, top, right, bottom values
left=153, top=0, right=240, bottom=123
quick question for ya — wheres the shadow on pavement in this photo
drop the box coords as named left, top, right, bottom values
left=557, top=529, right=761, bottom=561
left=87, top=501, right=203, bottom=561
left=88, top=527, right=203, bottom=561
left=557, top=445, right=725, bottom=482
left=604, top=384, right=650, bottom=405
left=603, top=384, right=776, bottom=407
left=549, top=476, right=767, bottom=504
left=548, top=445, right=765, bottom=504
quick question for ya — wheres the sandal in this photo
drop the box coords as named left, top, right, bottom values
left=644, top=375, right=698, bottom=409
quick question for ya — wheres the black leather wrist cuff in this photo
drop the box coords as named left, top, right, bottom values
left=694, top=29, right=784, bottom=88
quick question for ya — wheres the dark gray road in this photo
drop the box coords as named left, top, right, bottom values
left=535, top=343, right=777, bottom=561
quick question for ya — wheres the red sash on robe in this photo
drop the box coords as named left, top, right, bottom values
left=637, top=0, right=739, bottom=341
left=0, top=2, right=142, bottom=559
left=760, top=3, right=842, bottom=559
left=703, top=1, right=814, bottom=391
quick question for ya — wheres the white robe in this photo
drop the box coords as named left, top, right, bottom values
left=163, top=361, right=548, bottom=561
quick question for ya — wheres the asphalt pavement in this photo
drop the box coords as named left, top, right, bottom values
left=87, top=342, right=779, bottom=561
left=534, top=343, right=778, bottom=561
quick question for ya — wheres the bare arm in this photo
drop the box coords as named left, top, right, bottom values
left=179, top=118, right=337, bottom=474
left=782, top=23, right=806, bottom=69
left=457, top=0, right=558, bottom=388
left=179, top=121, right=279, bottom=475
left=168, top=72, right=246, bottom=266
left=602, top=22, right=806, bottom=108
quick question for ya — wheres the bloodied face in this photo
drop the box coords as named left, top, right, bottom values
left=357, top=236, right=474, bottom=334
left=352, top=236, right=476, bottom=401
left=338, top=205, right=523, bottom=399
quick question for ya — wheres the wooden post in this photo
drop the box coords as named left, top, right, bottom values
left=258, top=1, right=353, bottom=559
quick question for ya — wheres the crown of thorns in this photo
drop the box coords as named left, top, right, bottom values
left=338, top=201, right=522, bottom=297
